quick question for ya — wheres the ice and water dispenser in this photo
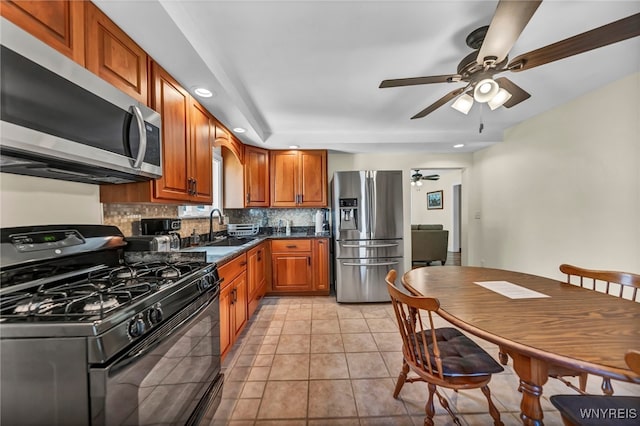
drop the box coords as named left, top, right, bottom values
left=338, top=198, right=358, bottom=231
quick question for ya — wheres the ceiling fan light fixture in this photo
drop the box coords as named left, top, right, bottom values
left=451, top=93, right=474, bottom=114
left=473, top=79, right=499, bottom=103
left=488, top=88, right=513, bottom=110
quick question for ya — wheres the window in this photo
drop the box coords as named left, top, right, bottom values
left=178, top=151, right=223, bottom=218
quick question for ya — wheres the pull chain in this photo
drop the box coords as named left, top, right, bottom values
left=479, top=103, right=484, bottom=134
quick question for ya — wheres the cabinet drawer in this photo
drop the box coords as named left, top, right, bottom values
left=218, top=253, right=247, bottom=288
left=271, top=239, right=312, bottom=252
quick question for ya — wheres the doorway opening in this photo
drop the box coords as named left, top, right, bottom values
left=409, top=168, right=462, bottom=266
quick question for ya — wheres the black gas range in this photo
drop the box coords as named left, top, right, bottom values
left=0, top=225, right=223, bottom=426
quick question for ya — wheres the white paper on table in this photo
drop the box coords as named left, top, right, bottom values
left=473, top=281, right=550, bottom=299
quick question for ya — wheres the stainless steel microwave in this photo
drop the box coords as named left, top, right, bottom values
left=0, top=18, right=162, bottom=185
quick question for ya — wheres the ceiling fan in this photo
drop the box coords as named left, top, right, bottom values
left=411, top=170, right=440, bottom=186
left=380, top=1, right=640, bottom=119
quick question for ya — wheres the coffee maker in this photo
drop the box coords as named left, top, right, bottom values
left=140, top=218, right=182, bottom=251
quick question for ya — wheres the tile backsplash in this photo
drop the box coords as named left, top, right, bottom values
left=103, top=204, right=329, bottom=237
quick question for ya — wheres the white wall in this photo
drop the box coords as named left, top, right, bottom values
left=466, top=73, right=640, bottom=280
left=327, top=152, right=473, bottom=272
left=0, top=174, right=102, bottom=227
left=410, top=169, right=462, bottom=251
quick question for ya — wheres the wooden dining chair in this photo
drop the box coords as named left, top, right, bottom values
left=550, top=350, right=640, bottom=426
left=548, top=264, right=640, bottom=395
left=385, top=270, right=505, bottom=426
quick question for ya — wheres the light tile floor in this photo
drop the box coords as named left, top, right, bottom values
left=210, top=296, right=639, bottom=426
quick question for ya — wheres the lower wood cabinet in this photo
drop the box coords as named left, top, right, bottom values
left=313, top=238, right=330, bottom=292
left=247, top=241, right=268, bottom=318
left=218, top=253, right=248, bottom=360
left=269, top=238, right=330, bottom=295
left=219, top=237, right=329, bottom=359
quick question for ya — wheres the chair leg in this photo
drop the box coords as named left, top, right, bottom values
left=393, top=359, right=409, bottom=399
left=481, top=385, right=504, bottom=426
left=578, top=373, right=588, bottom=393
left=498, top=347, right=509, bottom=365
left=434, top=388, right=462, bottom=426
left=601, top=377, right=614, bottom=396
left=424, top=383, right=437, bottom=426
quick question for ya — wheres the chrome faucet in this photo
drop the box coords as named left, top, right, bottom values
left=208, top=208, right=224, bottom=241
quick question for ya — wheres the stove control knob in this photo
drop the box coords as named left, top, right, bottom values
left=148, top=304, right=163, bottom=325
left=200, top=275, right=212, bottom=291
left=128, top=316, right=146, bottom=339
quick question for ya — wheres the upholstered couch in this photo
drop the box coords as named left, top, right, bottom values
left=411, top=224, right=449, bottom=265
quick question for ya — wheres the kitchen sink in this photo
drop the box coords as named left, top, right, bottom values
left=206, top=236, right=257, bottom=247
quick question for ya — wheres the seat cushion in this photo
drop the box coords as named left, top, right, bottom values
left=550, top=395, right=640, bottom=426
left=412, top=327, right=504, bottom=377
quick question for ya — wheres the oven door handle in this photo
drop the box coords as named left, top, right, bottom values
left=111, top=288, right=219, bottom=372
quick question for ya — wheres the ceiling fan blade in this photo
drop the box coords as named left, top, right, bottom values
left=477, top=0, right=541, bottom=65
left=379, top=75, right=460, bottom=88
left=411, top=87, right=465, bottom=119
left=508, top=13, right=640, bottom=72
left=423, top=174, right=440, bottom=180
left=494, top=77, right=531, bottom=108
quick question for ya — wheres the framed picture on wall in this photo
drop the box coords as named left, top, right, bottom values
left=427, top=190, right=443, bottom=210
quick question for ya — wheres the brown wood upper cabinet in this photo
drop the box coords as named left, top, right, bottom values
left=1, top=0, right=85, bottom=65
left=100, top=62, right=213, bottom=204
left=270, top=150, right=327, bottom=207
left=244, top=146, right=270, bottom=207
left=149, top=62, right=213, bottom=203
left=84, top=2, right=148, bottom=105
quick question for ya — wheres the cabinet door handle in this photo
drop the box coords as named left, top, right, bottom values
left=286, top=245, right=297, bottom=249
left=308, top=257, right=311, bottom=266
left=239, top=261, right=247, bottom=266
left=246, top=193, right=250, bottom=204
left=193, top=179, right=197, bottom=196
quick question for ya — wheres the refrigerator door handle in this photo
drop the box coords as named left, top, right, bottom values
left=342, top=243, right=399, bottom=248
left=342, top=261, right=399, bottom=267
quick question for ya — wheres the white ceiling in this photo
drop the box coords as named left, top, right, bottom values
left=95, top=0, right=640, bottom=154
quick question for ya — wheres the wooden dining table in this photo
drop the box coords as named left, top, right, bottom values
left=402, top=266, right=640, bottom=426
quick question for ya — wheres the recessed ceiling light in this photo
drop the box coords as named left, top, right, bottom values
left=194, top=87, right=213, bottom=98
left=232, top=127, right=246, bottom=133
left=453, top=144, right=465, bottom=148
left=289, top=145, right=300, bottom=149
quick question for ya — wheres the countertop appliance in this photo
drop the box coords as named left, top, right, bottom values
left=124, top=234, right=172, bottom=252
left=0, top=225, right=223, bottom=426
left=332, top=170, right=404, bottom=302
left=141, top=218, right=182, bottom=251
left=0, top=19, right=162, bottom=184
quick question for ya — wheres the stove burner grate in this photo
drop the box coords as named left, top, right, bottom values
left=0, top=259, right=207, bottom=321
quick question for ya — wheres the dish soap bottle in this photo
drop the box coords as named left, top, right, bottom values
left=191, top=229, right=200, bottom=246
left=285, top=220, right=291, bottom=236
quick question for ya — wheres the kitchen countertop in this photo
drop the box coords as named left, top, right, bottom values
left=181, top=232, right=331, bottom=265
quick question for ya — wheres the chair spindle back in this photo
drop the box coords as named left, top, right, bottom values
left=559, top=264, right=640, bottom=302
left=386, top=270, right=443, bottom=379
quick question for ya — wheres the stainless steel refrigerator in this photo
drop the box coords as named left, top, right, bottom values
left=332, top=170, right=404, bottom=302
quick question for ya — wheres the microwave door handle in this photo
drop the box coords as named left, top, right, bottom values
left=130, top=105, right=147, bottom=169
